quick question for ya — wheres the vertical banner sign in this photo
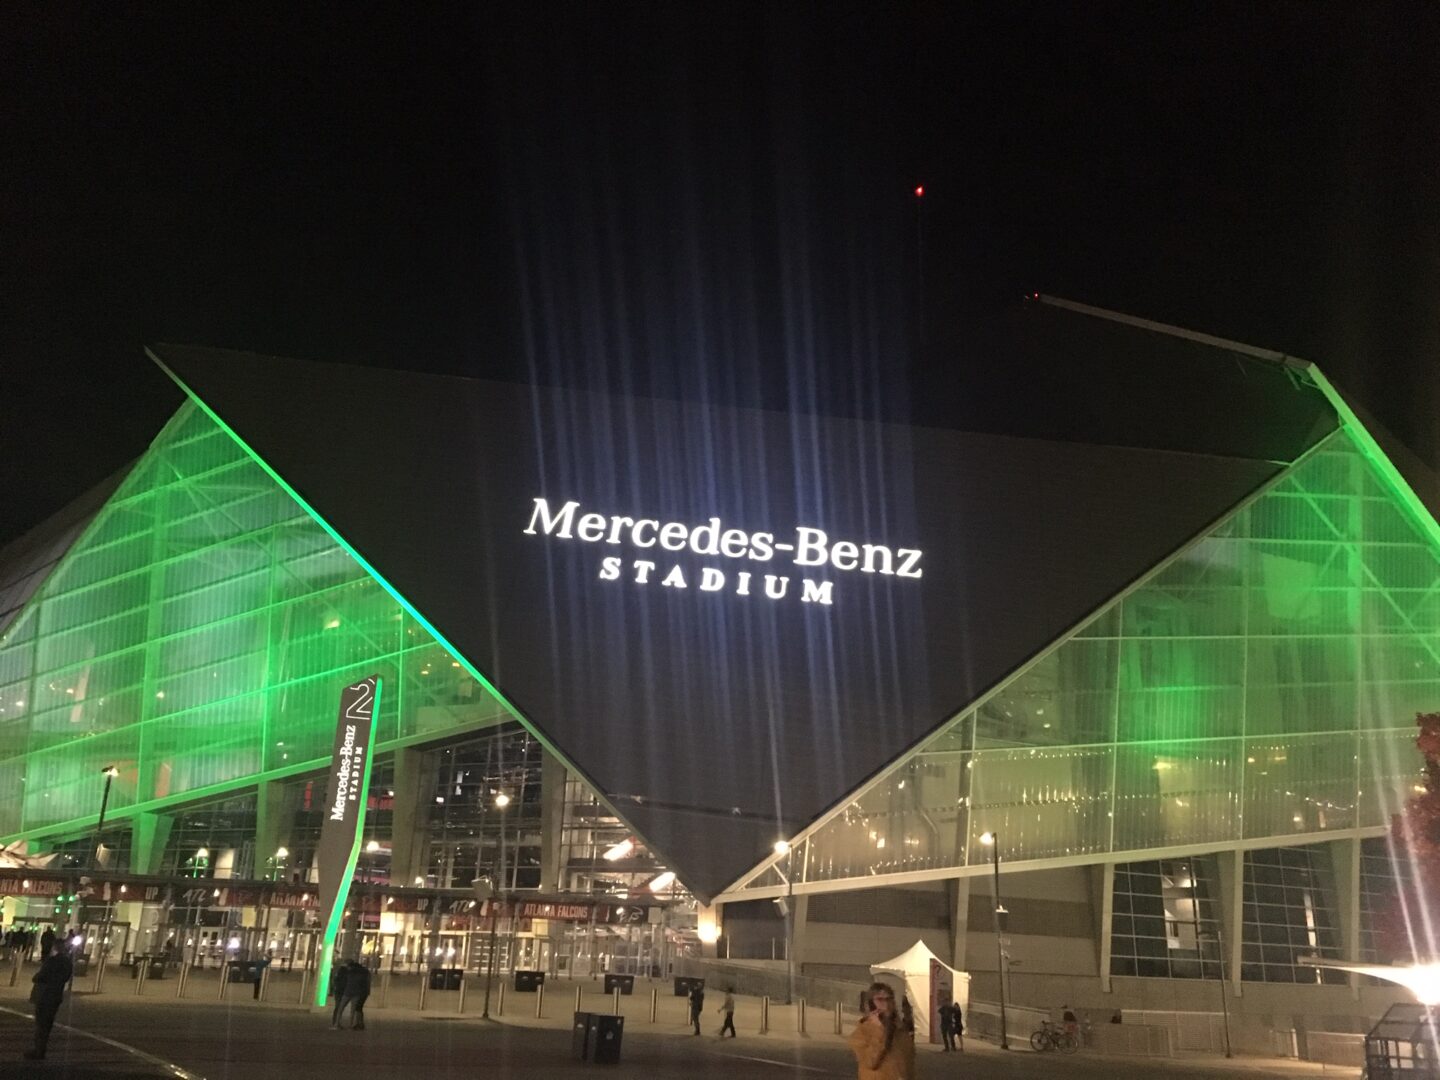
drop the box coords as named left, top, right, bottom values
left=313, top=675, right=381, bottom=1006
left=929, top=957, right=953, bottom=1045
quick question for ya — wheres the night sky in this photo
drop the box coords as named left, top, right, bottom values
left=4, top=4, right=1438, bottom=547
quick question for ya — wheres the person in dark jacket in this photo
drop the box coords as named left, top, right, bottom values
left=938, top=1001, right=963, bottom=1051
left=39, top=927, right=55, bottom=959
left=329, top=960, right=353, bottom=1028
left=342, top=961, right=371, bottom=1030
left=26, top=943, right=73, bottom=1059
left=688, top=983, right=706, bottom=1035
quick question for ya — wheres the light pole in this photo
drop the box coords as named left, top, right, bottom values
left=480, top=791, right=510, bottom=1019
left=1185, top=864, right=1232, bottom=1058
left=979, top=832, right=1009, bottom=1050
left=775, top=839, right=795, bottom=1005
left=92, top=766, right=119, bottom=869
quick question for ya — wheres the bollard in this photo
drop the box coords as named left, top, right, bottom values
left=759, top=995, right=769, bottom=1034
left=612, top=987, right=620, bottom=1015
left=649, top=987, right=657, bottom=1023
left=535, top=981, right=545, bottom=1018
left=297, top=964, right=309, bottom=1005
left=8, top=951, right=20, bottom=987
left=497, top=981, right=505, bottom=1016
left=797, top=998, right=806, bottom=1034
left=135, top=959, right=148, bottom=997
left=91, top=953, right=107, bottom=994
left=218, top=961, right=228, bottom=1000
left=834, top=1001, right=843, bottom=1035
left=457, top=974, right=468, bottom=1014
left=574, top=985, right=582, bottom=1015
left=258, top=963, right=271, bottom=1002
left=177, top=961, right=190, bottom=999
left=380, top=969, right=391, bottom=1008
left=418, top=971, right=429, bottom=1012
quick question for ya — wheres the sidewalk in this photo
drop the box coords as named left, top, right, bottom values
left=0, top=961, right=1351, bottom=1078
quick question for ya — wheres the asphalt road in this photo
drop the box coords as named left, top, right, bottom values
left=1, top=989, right=1346, bottom=1079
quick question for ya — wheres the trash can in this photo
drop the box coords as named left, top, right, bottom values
left=673, top=976, right=704, bottom=997
left=227, top=960, right=264, bottom=983
left=129, top=955, right=167, bottom=979
left=603, top=973, right=634, bottom=995
left=428, top=967, right=463, bottom=990
left=514, top=969, right=545, bottom=992
left=590, top=1013, right=624, bottom=1064
left=573, top=1011, right=594, bottom=1060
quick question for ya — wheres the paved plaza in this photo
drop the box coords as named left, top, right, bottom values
left=0, top=966, right=1356, bottom=1079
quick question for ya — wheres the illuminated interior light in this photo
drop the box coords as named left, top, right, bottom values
left=603, top=838, right=635, bottom=862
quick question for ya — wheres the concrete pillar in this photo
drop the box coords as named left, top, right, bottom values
left=1216, top=847, right=1244, bottom=997
left=254, top=780, right=297, bottom=877
left=947, top=876, right=971, bottom=972
left=790, top=894, right=809, bottom=973
left=1093, top=862, right=1115, bottom=993
left=1329, top=835, right=1363, bottom=998
left=388, top=747, right=429, bottom=887
left=538, top=753, right=567, bottom=892
left=130, top=812, right=173, bottom=876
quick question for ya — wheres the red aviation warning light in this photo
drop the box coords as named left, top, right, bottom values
left=914, top=185, right=925, bottom=197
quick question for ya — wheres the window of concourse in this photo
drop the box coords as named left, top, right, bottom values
left=1109, top=856, right=1223, bottom=979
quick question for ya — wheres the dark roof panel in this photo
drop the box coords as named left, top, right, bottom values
left=0, top=467, right=130, bottom=638
left=151, top=322, right=1326, bottom=899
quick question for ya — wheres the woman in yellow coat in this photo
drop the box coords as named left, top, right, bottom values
left=847, top=982, right=917, bottom=1080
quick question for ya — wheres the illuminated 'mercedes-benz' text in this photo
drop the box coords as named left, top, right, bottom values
left=523, top=497, right=923, bottom=607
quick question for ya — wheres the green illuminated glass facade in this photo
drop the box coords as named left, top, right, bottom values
left=786, top=427, right=1439, bottom=886
left=0, top=403, right=508, bottom=843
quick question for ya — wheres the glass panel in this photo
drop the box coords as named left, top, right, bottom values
left=1113, top=741, right=1240, bottom=850
left=734, top=428, right=1439, bottom=892
left=967, top=744, right=1112, bottom=862
left=1241, top=734, right=1356, bottom=837
left=0, top=402, right=511, bottom=842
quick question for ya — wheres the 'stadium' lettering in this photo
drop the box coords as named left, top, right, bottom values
left=525, top=496, right=926, bottom=602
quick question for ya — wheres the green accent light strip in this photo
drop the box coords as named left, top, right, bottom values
left=1306, top=365, right=1440, bottom=557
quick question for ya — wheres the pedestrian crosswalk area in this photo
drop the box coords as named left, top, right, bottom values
left=0, top=1002, right=174, bottom=1078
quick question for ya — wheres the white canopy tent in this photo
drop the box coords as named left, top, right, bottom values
left=869, top=940, right=970, bottom=1042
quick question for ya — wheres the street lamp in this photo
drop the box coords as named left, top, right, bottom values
left=774, top=839, right=795, bottom=1005
left=979, top=831, right=1009, bottom=1050
left=1185, top=865, right=1232, bottom=1058
left=92, top=766, right=119, bottom=869
left=481, top=791, right=510, bottom=1019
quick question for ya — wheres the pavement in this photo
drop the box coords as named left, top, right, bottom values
left=0, top=962, right=1359, bottom=1078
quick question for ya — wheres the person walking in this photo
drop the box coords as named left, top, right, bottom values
left=26, top=942, right=73, bottom=1060
left=343, top=960, right=371, bottom=1030
left=937, top=1001, right=962, bottom=1051
left=687, top=982, right=706, bottom=1036
left=39, top=926, right=55, bottom=960
left=329, top=959, right=353, bottom=1029
left=846, top=982, right=915, bottom=1080
left=716, top=986, right=736, bottom=1037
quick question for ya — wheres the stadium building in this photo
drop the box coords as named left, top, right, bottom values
left=2, top=297, right=1437, bottom=1037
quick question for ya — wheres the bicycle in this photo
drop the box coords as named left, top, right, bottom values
left=1030, top=1019, right=1079, bottom=1053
